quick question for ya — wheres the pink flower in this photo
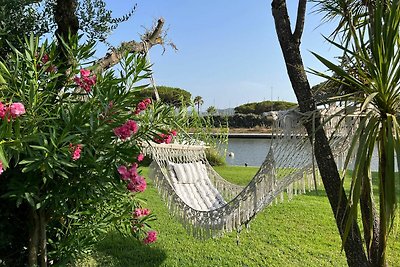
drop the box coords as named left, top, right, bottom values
left=80, top=69, right=91, bottom=77
left=134, top=98, right=152, bottom=114
left=41, top=54, right=49, bottom=64
left=73, top=76, right=81, bottom=84
left=143, top=230, right=157, bottom=244
left=153, top=131, right=176, bottom=144
left=45, top=65, right=57, bottom=73
left=113, top=125, right=131, bottom=140
left=113, top=120, right=138, bottom=140
left=126, top=176, right=147, bottom=193
left=134, top=208, right=150, bottom=218
left=136, top=177, right=147, bottom=192
left=0, top=161, right=3, bottom=175
left=71, top=144, right=82, bottom=161
left=141, top=208, right=150, bottom=216
left=9, top=103, right=25, bottom=118
left=75, top=69, right=96, bottom=92
left=137, top=102, right=146, bottom=111
left=118, top=166, right=130, bottom=181
left=125, top=120, right=138, bottom=133
left=137, top=153, right=144, bottom=162
left=0, top=102, right=6, bottom=119
left=127, top=182, right=137, bottom=192
left=119, top=163, right=147, bottom=193
left=129, top=163, right=138, bottom=177
left=164, top=134, right=173, bottom=144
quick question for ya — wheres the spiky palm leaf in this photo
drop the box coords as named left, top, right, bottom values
left=312, top=1, right=400, bottom=265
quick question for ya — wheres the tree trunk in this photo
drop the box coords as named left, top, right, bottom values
left=378, top=127, right=388, bottom=267
left=271, top=1, right=368, bottom=266
left=54, top=0, right=79, bottom=41
left=28, top=207, right=39, bottom=267
left=39, top=209, right=48, bottom=267
left=51, top=0, right=80, bottom=95
left=360, top=168, right=380, bottom=266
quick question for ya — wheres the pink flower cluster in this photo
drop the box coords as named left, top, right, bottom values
left=143, top=230, right=157, bottom=244
left=118, top=163, right=147, bottom=192
left=134, top=98, right=152, bottom=114
left=0, top=102, right=26, bottom=120
left=154, top=130, right=177, bottom=144
left=41, top=54, right=49, bottom=64
left=137, top=153, right=144, bottom=162
left=113, top=120, right=138, bottom=140
left=134, top=208, right=150, bottom=218
left=0, top=161, right=3, bottom=175
left=36, top=54, right=57, bottom=73
left=70, top=144, right=82, bottom=161
left=74, top=69, right=97, bottom=92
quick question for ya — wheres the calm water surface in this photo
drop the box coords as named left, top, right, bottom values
left=225, top=138, right=383, bottom=171
left=225, top=138, right=271, bottom=167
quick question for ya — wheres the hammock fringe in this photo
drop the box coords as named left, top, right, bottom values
left=144, top=107, right=357, bottom=239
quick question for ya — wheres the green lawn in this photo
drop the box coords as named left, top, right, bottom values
left=75, top=166, right=400, bottom=267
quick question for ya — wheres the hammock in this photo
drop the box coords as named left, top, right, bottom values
left=144, top=107, right=356, bottom=238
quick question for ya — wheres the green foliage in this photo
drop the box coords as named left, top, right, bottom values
left=312, top=1, right=400, bottom=264
left=77, top=0, right=136, bottom=42
left=138, top=86, right=192, bottom=108
left=0, top=0, right=136, bottom=58
left=234, top=100, right=297, bottom=115
left=205, top=147, right=226, bottom=166
left=0, top=0, right=49, bottom=58
left=206, top=105, right=217, bottom=115
left=193, top=95, right=204, bottom=113
left=139, top=100, right=228, bottom=165
left=0, top=35, right=177, bottom=265
left=210, top=113, right=273, bottom=128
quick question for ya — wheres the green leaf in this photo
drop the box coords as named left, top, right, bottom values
left=0, top=146, right=9, bottom=169
left=361, top=92, right=379, bottom=111
left=19, top=159, right=37, bottom=165
left=29, top=145, right=49, bottom=152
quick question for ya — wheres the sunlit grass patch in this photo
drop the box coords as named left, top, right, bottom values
left=75, top=166, right=400, bottom=267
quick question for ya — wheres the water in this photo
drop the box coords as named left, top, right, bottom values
left=225, top=138, right=271, bottom=167
left=225, top=138, right=385, bottom=171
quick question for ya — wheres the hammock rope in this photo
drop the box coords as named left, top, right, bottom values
left=144, top=107, right=357, bottom=238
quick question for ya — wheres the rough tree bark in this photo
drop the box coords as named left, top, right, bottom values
left=28, top=208, right=39, bottom=267
left=360, top=173, right=380, bottom=265
left=54, top=0, right=79, bottom=40
left=271, top=1, right=369, bottom=266
left=95, top=18, right=166, bottom=72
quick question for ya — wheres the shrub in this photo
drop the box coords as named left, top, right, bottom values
left=206, top=148, right=226, bottom=166
left=0, top=36, right=177, bottom=265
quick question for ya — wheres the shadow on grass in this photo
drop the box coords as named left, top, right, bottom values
left=304, top=189, right=328, bottom=197
left=92, top=232, right=167, bottom=267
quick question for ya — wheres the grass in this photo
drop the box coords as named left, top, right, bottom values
left=75, top=166, right=400, bottom=267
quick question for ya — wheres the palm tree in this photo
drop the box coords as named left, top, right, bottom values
left=312, top=1, right=400, bottom=265
left=193, top=96, right=204, bottom=114
left=206, top=106, right=217, bottom=115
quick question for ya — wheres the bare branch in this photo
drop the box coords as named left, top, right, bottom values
left=293, top=0, right=307, bottom=43
left=272, top=0, right=294, bottom=46
left=95, top=18, right=165, bottom=73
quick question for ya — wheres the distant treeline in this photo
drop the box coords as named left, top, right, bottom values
left=234, top=100, right=297, bottom=115
left=138, top=86, right=191, bottom=107
left=208, top=114, right=274, bottom=128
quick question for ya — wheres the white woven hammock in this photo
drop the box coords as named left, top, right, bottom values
left=144, top=107, right=356, bottom=238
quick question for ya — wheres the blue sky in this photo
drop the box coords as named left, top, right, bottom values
left=101, top=1, right=338, bottom=110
